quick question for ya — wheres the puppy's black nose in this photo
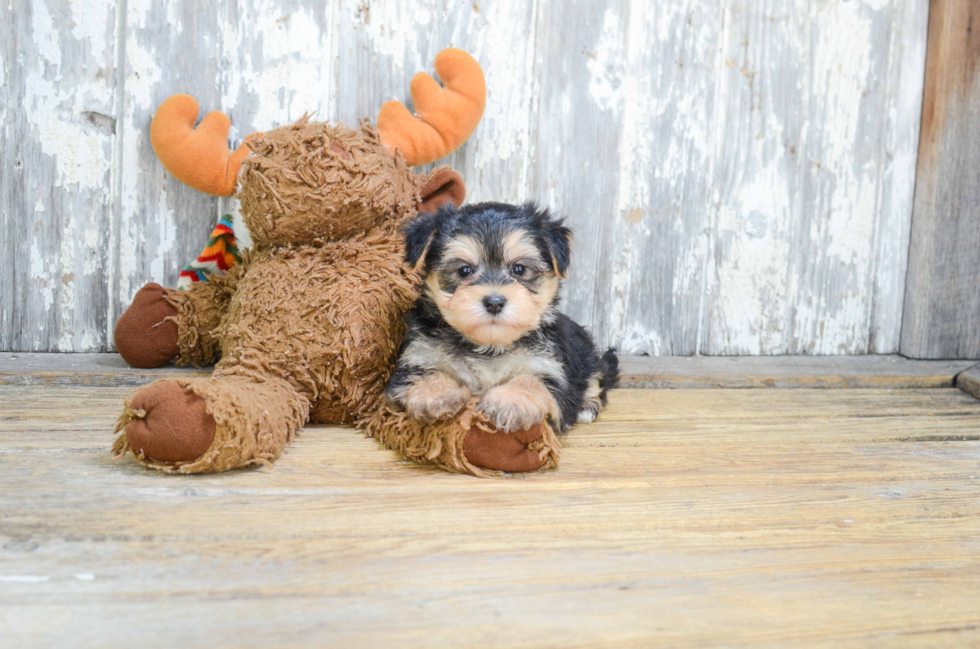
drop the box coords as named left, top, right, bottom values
left=483, top=294, right=507, bottom=315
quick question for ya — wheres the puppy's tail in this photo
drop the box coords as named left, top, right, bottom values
left=598, top=348, right=619, bottom=405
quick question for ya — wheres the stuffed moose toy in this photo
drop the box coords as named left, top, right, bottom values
left=111, top=49, right=561, bottom=476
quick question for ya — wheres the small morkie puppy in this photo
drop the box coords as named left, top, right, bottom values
left=385, top=202, right=618, bottom=434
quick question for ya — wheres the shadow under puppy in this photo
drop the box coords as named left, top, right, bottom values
left=386, top=202, right=618, bottom=440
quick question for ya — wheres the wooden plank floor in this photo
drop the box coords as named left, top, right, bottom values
left=2, top=384, right=980, bottom=647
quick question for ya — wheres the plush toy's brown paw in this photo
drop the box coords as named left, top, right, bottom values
left=462, top=422, right=549, bottom=473
left=125, top=381, right=215, bottom=462
left=114, top=283, right=180, bottom=368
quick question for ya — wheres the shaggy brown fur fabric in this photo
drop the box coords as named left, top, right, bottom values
left=113, top=118, right=556, bottom=476
left=365, top=402, right=560, bottom=478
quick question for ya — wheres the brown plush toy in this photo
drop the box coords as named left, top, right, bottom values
left=112, top=49, right=560, bottom=476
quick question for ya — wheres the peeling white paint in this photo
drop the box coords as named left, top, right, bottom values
left=148, top=185, right=178, bottom=283
left=356, top=0, right=434, bottom=69
left=32, top=0, right=62, bottom=66
left=225, top=3, right=327, bottom=128
left=587, top=9, right=623, bottom=112
left=24, top=76, right=110, bottom=190
left=68, top=0, right=110, bottom=60
left=700, top=0, right=926, bottom=355
left=57, top=206, right=77, bottom=351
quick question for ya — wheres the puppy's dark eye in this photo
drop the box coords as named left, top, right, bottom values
left=458, top=266, right=474, bottom=278
left=512, top=264, right=526, bottom=276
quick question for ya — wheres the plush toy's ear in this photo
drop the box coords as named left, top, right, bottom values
left=402, top=211, right=442, bottom=271
left=538, top=208, right=573, bottom=278
left=417, top=167, right=465, bottom=214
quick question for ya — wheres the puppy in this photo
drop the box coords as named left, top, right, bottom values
left=385, top=201, right=618, bottom=434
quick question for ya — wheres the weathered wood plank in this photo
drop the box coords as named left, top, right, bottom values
left=2, top=385, right=979, bottom=646
left=3, top=352, right=975, bottom=389
left=528, top=0, right=624, bottom=350
left=0, top=1, right=8, bottom=351
left=618, top=354, right=976, bottom=388
left=0, top=0, right=118, bottom=352
left=901, top=0, right=980, bottom=359
left=5, top=386, right=980, bottom=450
left=528, top=0, right=720, bottom=355
left=870, top=0, right=933, bottom=353
left=956, top=363, right=980, bottom=401
left=0, top=352, right=208, bottom=387
left=702, top=0, right=929, bottom=355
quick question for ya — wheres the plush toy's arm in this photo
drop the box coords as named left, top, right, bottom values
left=164, top=272, right=238, bottom=367
left=114, top=270, right=239, bottom=369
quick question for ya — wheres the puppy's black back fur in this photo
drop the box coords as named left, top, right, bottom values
left=539, top=314, right=617, bottom=425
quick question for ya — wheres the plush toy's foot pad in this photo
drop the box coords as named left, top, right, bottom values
left=125, top=381, right=216, bottom=462
left=463, top=423, right=549, bottom=473
left=114, top=282, right=180, bottom=368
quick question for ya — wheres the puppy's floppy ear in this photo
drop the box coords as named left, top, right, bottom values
left=402, top=210, right=442, bottom=271
left=538, top=208, right=573, bottom=278
left=417, top=167, right=465, bottom=214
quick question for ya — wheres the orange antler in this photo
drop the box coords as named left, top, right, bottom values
left=377, top=49, right=486, bottom=166
left=150, top=94, right=256, bottom=196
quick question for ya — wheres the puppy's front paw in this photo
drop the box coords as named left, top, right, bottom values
left=405, top=373, right=472, bottom=422
left=477, top=377, right=558, bottom=433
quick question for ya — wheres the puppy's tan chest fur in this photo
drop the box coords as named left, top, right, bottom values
left=401, top=336, right=564, bottom=395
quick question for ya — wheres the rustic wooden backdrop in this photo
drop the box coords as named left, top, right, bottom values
left=1, top=0, right=955, bottom=356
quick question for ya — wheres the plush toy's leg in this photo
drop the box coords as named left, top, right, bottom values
left=113, top=375, right=310, bottom=473
left=114, top=273, right=236, bottom=368
left=364, top=400, right=560, bottom=477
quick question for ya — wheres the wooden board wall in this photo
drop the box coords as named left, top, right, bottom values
left=901, top=0, right=980, bottom=359
left=1, top=0, right=930, bottom=355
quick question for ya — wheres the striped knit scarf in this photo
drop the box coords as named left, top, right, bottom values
left=177, top=214, right=242, bottom=290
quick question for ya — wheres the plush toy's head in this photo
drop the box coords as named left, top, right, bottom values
left=150, top=49, right=485, bottom=246
left=236, top=119, right=419, bottom=246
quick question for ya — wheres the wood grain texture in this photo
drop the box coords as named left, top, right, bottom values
left=527, top=0, right=929, bottom=355
left=528, top=0, right=720, bottom=355
left=901, top=0, right=980, bottom=359
left=702, top=0, right=929, bottom=355
left=618, top=354, right=976, bottom=388
left=956, top=363, right=980, bottom=401
left=2, top=385, right=979, bottom=646
left=2, top=352, right=975, bottom=390
left=3, top=1, right=931, bottom=354
left=0, top=352, right=208, bottom=387
left=1, top=0, right=118, bottom=352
